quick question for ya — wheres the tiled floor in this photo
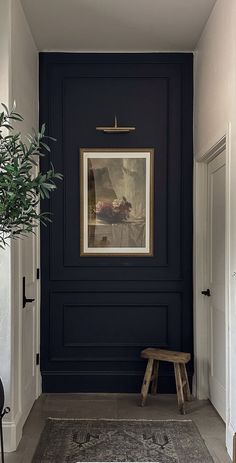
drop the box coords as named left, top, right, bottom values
left=5, top=394, right=231, bottom=463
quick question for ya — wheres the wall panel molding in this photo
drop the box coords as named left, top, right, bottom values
left=40, top=53, right=193, bottom=392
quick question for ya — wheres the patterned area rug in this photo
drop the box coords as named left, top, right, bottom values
left=32, top=419, right=213, bottom=462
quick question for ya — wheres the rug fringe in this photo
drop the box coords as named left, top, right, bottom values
left=47, top=417, right=193, bottom=422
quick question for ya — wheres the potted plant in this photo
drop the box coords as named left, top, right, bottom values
left=0, top=103, right=62, bottom=460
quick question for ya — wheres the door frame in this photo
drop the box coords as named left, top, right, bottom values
left=35, top=223, right=42, bottom=398
left=193, top=125, right=231, bottom=449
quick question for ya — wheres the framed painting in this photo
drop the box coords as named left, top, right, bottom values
left=80, top=148, right=154, bottom=256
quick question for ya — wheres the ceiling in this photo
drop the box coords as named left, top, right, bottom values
left=20, top=0, right=216, bottom=52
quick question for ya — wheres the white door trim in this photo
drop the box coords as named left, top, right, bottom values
left=36, top=224, right=42, bottom=398
left=193, top=124, right=231, bottom=451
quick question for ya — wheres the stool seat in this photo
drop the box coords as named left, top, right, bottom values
left=141, top=348, right=191, bottom=364
left=140, top=347, right=191, bottom=414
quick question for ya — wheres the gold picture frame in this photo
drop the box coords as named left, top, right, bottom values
left=80, top=148, right=154, bottom=256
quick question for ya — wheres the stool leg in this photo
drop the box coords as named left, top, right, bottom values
left=151, top=360, right=159, bottom=395
left=141, top=359, right=154, bottom=406
left=174, top=363, right=185, bottom=415
left=180, top=363, right=191, bottom=402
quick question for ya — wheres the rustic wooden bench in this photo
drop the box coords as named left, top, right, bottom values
left=140, top=348, right=191, bottom=414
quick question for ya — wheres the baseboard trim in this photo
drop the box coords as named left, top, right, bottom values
left=42, top=372, right=193, bottom=393
left=3, top=411, right=23, bottom=452
left=226, top=422, right=235, bottom=460
left=3, top=403, right=34, bottom=452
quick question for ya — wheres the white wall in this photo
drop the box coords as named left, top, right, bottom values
left=194, top=0, right=236, bottom=158
left=11, top=0, right=38, bottom=131
left=0, top=0, right=38, bottom=451
left=194, top=0, right=236, bottom=457
left=0, top=0, right=14, bottom=450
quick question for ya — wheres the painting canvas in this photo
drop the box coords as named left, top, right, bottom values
left=80, top=149, right=154, bottom=255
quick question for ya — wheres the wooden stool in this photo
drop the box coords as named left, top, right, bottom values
left=140, top=348, right=191, bottom=414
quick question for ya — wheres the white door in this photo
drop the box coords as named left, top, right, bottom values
left=207, top=151, right=226, bottom=421
left=21, top=221, right=40, bottom=418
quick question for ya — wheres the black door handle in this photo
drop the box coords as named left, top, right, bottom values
left=201, top=288, right=211, bottom=297
left=23, top=277, right=35, bottom=308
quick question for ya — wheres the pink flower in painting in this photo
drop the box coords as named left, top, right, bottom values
left=95, top=197, right=132, bottom=223
left=112, top=197, right=132, bottom=218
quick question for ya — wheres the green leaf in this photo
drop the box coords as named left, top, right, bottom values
left=0, top=103, right=62, bottom=248
left=1, top=103, right=9, bottom=115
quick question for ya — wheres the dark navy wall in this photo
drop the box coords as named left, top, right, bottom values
left=39, top=53, right=193, bottom=392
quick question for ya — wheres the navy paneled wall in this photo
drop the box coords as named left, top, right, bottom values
left=40, top=53, right=193, bottom=392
